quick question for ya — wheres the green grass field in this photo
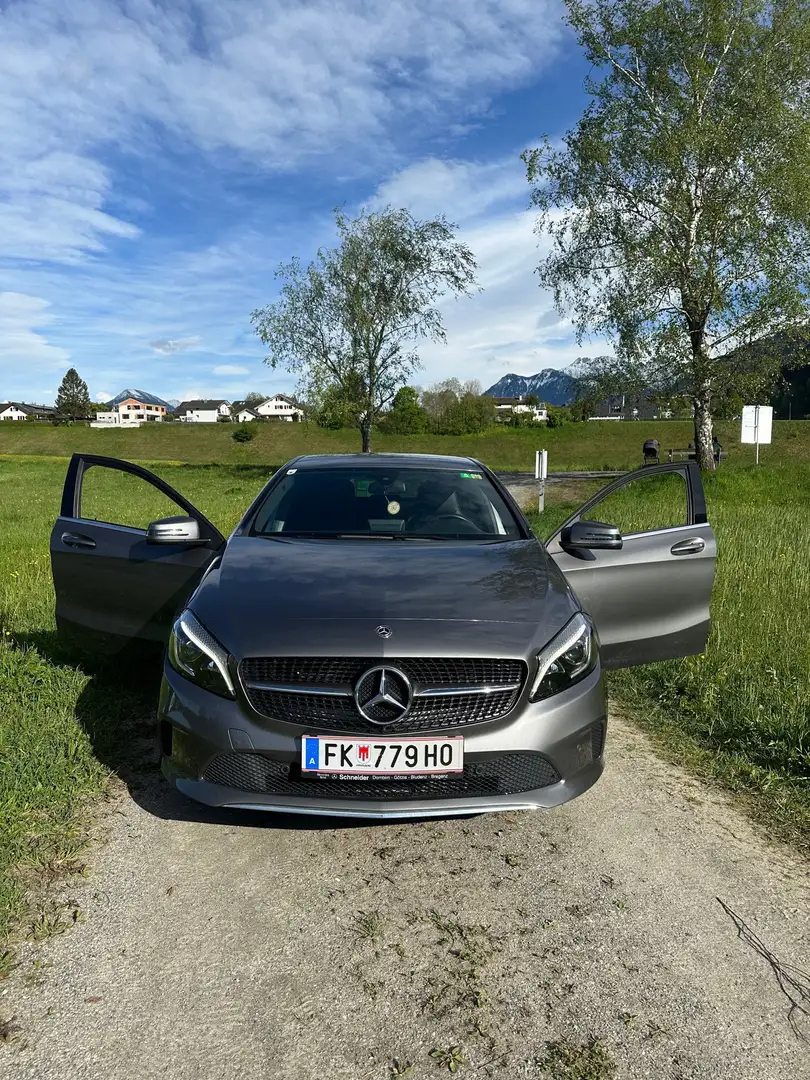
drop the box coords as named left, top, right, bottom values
left=1, top=416, right=808, bottom=470
left=2, top=432, right=809, bottom=965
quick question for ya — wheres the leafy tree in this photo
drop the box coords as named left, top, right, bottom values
left=440, top=392, right=495, bottom=435
left=379, top=385, right=429, bottom=434
left=251, top=207, right=478, bottom=452
left=420, top=379, right=494, bottom=434
left=523, top=393, right=540, bottom=408
left=546, top=405, right=572, bottom=428
left=242, top=391, right=267, bottom=408
left=315, top=375, right=365, bottom=429
left=524, top=0, right=810, bottom=469
left=55, top=368, right=91, bottom=420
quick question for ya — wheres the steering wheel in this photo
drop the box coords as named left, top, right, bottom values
left=427, top=512, right=484, bottom=534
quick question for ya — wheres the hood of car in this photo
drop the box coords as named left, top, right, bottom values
left=189, top=536, right=578, bottom=658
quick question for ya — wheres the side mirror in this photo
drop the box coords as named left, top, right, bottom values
left=147, top=516, right=205, bottom=545
left=560, top=519, right=623, bottom=551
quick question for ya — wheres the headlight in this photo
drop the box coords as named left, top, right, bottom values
left=530, top=613, right=597, bottom=701
left=167, top=610, right=235, bottom=698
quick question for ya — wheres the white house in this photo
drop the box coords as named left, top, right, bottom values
left=0, top=401, right=56, bottom=421
left=233, top=407, right=260, bottom=423
left=256, top=394, right=303, bottom=421
left=175, top=399, right=231, bottom=423
left=91, top=393, right=169, bottom=428
left=491, top=397, right=548, bottom=422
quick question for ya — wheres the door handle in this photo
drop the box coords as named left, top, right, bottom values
left=61, top=531, right=96, bottom=549
left=670, top=537, right=704, bottom=556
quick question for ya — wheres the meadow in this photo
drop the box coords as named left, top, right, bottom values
left=1, top=425, right=809, bottom=961
left=1, top=415, right=808, bottom=470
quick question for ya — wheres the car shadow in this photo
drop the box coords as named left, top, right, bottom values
left=14, top=629, right=441, bottom=833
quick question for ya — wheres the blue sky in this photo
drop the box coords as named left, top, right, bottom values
left=0, top=0, right=596, bottom=406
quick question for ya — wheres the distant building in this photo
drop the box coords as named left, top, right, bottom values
left=174, top=399, right=231, bottom=423
left=0, top=401, right=56, bottom=421
left=491, top=396, right=548, bottom=422
left=232, top=406, right=260, bottom=423
left=590, top=393, right=672, bottom=421
left=91, top=389, right=170, bottom=428
left=91, top=389, right=171, bottom=427
left=255, top=394, right=304, bottom=421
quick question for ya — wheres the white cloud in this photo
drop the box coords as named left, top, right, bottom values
left=213, top=364, right=250, bottom=376
left=0, top=1, right=562, bottom=263
left=95, top=391, right=111, bottom=401
left=371, top=156, right=528, bottom=223
left=148, top=337, right=202, bottom=355
left=0, top=292, right=71, bottom=367
left=367, top=155, right=610, bottom=388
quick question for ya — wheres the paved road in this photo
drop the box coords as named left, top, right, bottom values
left=2, top=716, right=809, bottom=1080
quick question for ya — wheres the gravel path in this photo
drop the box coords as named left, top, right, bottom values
left=2, top=715, right=809, bottom=1080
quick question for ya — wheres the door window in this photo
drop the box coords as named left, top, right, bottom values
left=583, top=471, right=687, bottom=536
left=79, top=465, right=187, bottom=530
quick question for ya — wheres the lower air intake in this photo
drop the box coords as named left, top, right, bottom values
left=203, top=752, right=561, bottom=800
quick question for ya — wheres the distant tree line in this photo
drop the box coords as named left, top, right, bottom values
left=313, top=378, right=499, bottom=436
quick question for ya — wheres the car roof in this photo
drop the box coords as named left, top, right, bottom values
left=288, top=453, right=481, bottom=470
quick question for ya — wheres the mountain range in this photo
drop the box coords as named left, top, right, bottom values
left=484, top=369, right=579, bottom=406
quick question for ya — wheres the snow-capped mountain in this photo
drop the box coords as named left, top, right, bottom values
left=484, top=369, right=579, bottom=406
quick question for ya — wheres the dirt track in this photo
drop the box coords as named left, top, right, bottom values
left=2, top=715, right=809, bottom=1080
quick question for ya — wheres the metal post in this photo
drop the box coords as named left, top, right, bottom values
left=537, top=449, right=547, bottom=513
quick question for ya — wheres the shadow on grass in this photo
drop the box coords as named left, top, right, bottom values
left=12, top=629, right=421, bottom=834
left=161, top=463, right=284, bottom=478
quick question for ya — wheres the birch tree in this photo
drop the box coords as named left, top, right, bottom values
left=251, top=207, right=478, bottom=453
left=524, top=0, right=810, bottom=469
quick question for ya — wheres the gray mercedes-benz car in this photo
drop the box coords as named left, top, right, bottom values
left=51, top=452, right=715, bottom=819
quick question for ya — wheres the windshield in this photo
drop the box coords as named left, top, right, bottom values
left=250, top=465, right=523, bottom=540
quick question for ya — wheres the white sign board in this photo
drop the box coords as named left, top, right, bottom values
left=740, top=405, right=773, bottom=445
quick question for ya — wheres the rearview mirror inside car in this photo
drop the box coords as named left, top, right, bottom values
left=147, top=516, right=204, bottom=545
left=560, top=519, right=623, bottom=551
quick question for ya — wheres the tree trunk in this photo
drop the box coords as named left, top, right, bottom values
left=693, top=382, right=715, bottom=472
left=360, top=420, right=372, bottom=453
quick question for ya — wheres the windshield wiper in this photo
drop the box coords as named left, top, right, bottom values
left=255, top=531, right=509, bottom=542
left=256, top=531, right=449, bottom=541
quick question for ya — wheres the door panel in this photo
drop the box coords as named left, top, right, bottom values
left=51, top=455, right=226, bottom=651
left=546, top=462, right=715, bottom=669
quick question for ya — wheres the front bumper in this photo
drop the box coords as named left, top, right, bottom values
left=158, top=662, right=608, bottom=818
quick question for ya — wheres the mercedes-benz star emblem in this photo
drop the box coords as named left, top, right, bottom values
left=354, top=666, right=413, bottom=725
left=376, top=625, right=392, bottom=639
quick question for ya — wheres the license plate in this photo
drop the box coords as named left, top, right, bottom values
left=301, top=736, right=464, bottom=776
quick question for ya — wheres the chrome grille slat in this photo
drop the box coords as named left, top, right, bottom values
left=417, top=683, right=521, bottom=697
left=246, top=682, right=352, bottom=696
left=239, top=656, right=527, bottom=733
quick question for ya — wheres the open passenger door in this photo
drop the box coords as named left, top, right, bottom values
left=50, top=454, right=226, bottom=653
left=545, top=462, right=716, bottom=669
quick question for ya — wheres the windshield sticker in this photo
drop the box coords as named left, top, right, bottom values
left=387, top=500, right=401, bottom=515
left=286, top=468, right=297, bottom=474
left=459, top=472, right=483, bottom=480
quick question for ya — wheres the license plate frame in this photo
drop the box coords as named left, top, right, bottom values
left=301, top=735, right=464, bottom=776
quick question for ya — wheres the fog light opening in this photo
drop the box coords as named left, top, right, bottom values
left=159, top=720, right=174, bottom=758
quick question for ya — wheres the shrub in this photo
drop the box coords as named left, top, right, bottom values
left=546, top=405, right=572, bottom=428
left=232, top=425, right=255, bottom=443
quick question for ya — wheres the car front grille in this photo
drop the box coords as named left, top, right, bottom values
left=203, top=752, right=561, bottom=800
left=241, top=657, right=525, bottom=687
left=238, top=656, right=527, bottom=733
